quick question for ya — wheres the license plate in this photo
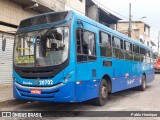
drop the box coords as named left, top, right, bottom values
left=30, top=89, right=41, bottom=94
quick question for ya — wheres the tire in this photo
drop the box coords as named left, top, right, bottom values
left=138, top=75, right=146, bottom=91
left=93, top=79, right=108, bottom=106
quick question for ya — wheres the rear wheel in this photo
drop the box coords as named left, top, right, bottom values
left=138, top=75, right=146, bottom=91
left=93, top=79, right=108, bottom=106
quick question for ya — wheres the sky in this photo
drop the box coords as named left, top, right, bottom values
left=97, top=0, right=160, bottom=44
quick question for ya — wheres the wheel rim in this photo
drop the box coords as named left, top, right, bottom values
left=101, top=85, right=107, bottom=99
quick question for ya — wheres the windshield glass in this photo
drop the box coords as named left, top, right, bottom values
left=14, top=27, right=69, bottom=67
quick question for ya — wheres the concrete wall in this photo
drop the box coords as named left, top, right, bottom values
left=32, top=0, right=65, bottom=11
left=86, top=5, right=98, bottom=21
left=0, top=0, right=39, bottom=32
left=65, top=0, right=85, bottom=14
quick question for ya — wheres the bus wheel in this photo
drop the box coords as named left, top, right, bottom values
left=138, top=75, right=146, bottom=91
left=93, top=79, right=108, bottom=106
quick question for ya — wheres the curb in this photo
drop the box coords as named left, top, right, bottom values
left=0, top=85, right=12, bottom=89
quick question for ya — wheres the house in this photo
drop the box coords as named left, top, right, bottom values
left=117, top=21, right=151, bottom=47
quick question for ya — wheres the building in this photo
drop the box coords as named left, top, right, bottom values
left=65, top=0, right=121, bottom=30
left=117, top=21, right=151, bottom=47
left=65, top=0, right=85, bottom=14
left=85, top=0, right=121, bottom=30
left=0, top=0, right=121, bottom=85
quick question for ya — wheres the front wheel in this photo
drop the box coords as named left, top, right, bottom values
left=93, top=79, right=108, bottom=106
left=138, top=75, right=146, bottom=91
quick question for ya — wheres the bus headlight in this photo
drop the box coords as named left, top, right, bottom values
left=64, top=77, right=68, bottom=82
left=63, top=74, right=71, bottom=82
left=67, top=74, right=71, bottom=78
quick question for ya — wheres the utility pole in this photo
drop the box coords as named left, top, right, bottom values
left=158, top=31, right=160, bottom=56
left=128, top=3, right=131, bottom=37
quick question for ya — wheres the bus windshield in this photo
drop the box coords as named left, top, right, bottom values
left=14, top=27, right=69, bottom=67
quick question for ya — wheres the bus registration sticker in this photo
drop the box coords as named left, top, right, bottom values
left=30, top=89, right=41, bottom=94
left=39, top=80, right=53, bottom=86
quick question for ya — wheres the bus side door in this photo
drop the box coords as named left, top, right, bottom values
left=75, top=21, right=99, bottom=102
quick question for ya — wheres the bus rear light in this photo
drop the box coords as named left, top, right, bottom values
left=76, top=81, right=82, bottom=84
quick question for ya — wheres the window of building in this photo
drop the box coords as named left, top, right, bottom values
left=76, top=28, right=96, bottom=62
left=99, top=31, right=112, bottom=57
left=112, top=36, right=124, bottom=59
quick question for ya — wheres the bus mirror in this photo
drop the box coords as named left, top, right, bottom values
left=2, top=38, right=6, bottom=51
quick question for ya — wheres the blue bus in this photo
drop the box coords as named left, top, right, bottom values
left=13, top=11, right=154, bottom=106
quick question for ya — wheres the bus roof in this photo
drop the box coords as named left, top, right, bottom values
left=17, top=10, right=151, bottom=51
left=18, top=11, right=72, bottom=31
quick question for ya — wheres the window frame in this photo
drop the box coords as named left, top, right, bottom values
left=133, top=44, right=141, bottom=62
left=124, top=41, right=133, bottom=61
left=133, top=44, right=140, bottom=54
left=140, top=47, right=146, bottom=63
left=99, top=30, right=112, bottom=58
left=112, top=36, right=125, bottom=60
left=145, top=49, right=151, bottom=63
left=76, top=27, right=97, bottom=63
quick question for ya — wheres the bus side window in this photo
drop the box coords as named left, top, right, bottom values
left=150, top=51, right=153, bottom=63
left=140, top=47, right=146, bottom=62
left=124, top=41, right=133, bottom=60
left=76, top=29, right=82, bottom=54
left=133, top=44, right=141, bottom=62
left=99, top=31, right=112, bottom=57
left=76, top=28, right=96, bottom=62
left=145, top=50, right=151, bottom=63
left=112, top=36, right=124, bottom=59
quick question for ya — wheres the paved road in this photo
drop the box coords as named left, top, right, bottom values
left=1, top=74, right=160, bottom=119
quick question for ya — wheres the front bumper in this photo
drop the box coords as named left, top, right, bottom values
left=13, top=82, right=75, bottom=102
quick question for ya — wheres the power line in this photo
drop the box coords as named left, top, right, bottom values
left=58, top=0, right=129, bottom=20
left=93, top=0, right=129, bottom=20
